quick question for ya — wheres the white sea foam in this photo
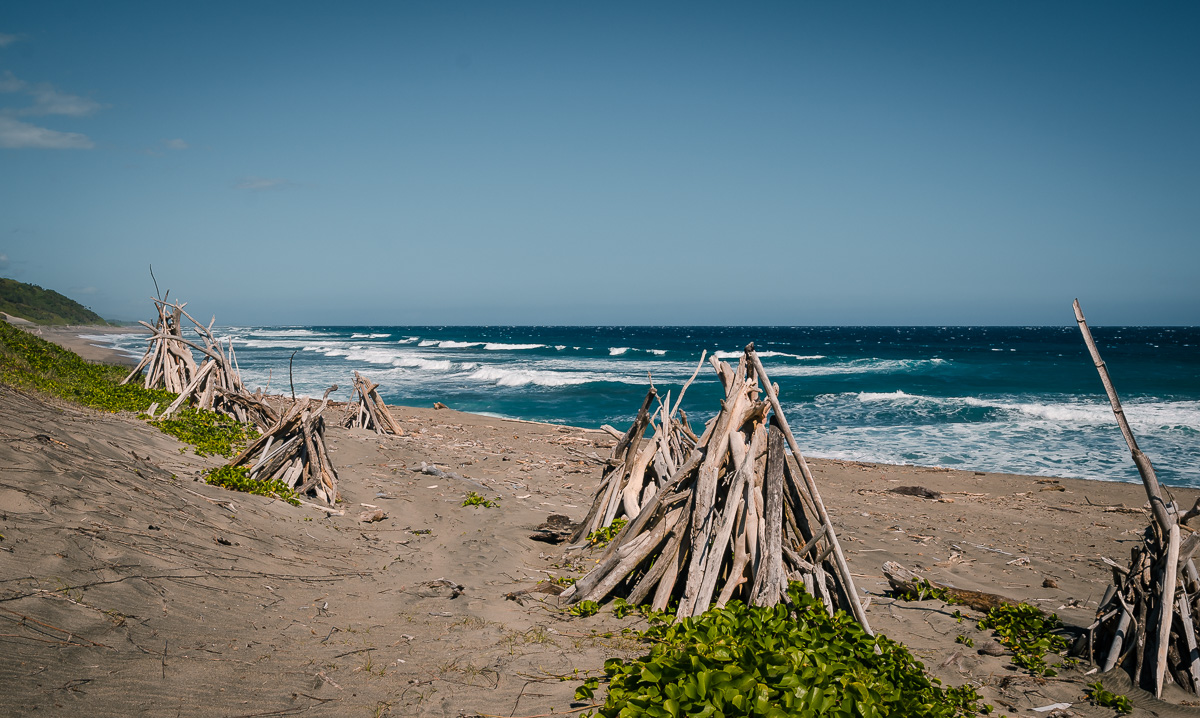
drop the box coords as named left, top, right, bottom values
left=763, top=358, right=948, bottom=377
left=436, top=341, right=485, bottom=349
left=418, top=340, right=438, bottom=347
left=467, top=366, right=595, bottom=387
left=648, top=349, right=667, bottom=355
left=554, top=345, right=567, bottom=351
left=398, top=337, right=420, bottom=344
left=713, top=350, right=824, bottom=360
left=247, top=328, right=330, bottom=337
left=483, top=343, right=545, bottom=351
left=609, top=347, right=629, bottom=356
left=852, top=391, right=1200, bottom=430
left=78, top=333, right=146, bottom=358
left=350, top=333, right=391, bottom=339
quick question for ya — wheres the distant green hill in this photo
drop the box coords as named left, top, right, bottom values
left=0, top=277, right=108, bottom=326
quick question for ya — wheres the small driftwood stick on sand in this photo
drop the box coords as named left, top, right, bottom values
left=883, top=561, right=1021, bottom=614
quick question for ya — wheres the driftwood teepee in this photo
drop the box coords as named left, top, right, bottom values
left=561, top=345, right=871, bottom=631
left=343, top=371, right=403, bottom=435
left=225, top=388, right=341, bottom=505
left=121, top=296, right=247, bottom=419
left=1077, top=299, right=1200, bottom=697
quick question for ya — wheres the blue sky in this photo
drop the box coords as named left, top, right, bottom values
left=1, top=2, right=1197, bottom=325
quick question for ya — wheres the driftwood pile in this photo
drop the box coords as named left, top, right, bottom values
left=121, top=297, right=250, bottom=421
left=1077, top=299, right=1200, bottom=697
left=121, top=293, right=341, bottom=506
left=225, top=388, right=341, bottom=505
left=343, top=371, right=403, bottom=435
left=561, top=345, right=871, bottom=631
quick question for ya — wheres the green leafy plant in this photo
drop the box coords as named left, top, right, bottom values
left=205, top=465, right=301, bottom=506
left=0, top=321, right=172, bottom=413
left=579, top=583, right=991, bottom=717
left=612, top=598, right=637, bottom=619
left=1087, top=681, right=1133, bottom=714
left=461, top=491, right=499, bottom=508
left=568, top=600, right=600, bottom=618
left=153, top=408, right=257, bottom=457
left=978, top=603, right=1068, bottom=676
left=587, top=518, right=627, bottom=548
left=894, top=577, right=956, bottom=604
left=955, top=634, right=974, bottom=647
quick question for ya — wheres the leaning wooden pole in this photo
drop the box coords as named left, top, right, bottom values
left=745, top=343, right=872, bottom=635
left=1074, top=299, right=1173, bottom=533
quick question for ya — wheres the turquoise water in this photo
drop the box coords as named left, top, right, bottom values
left=85, top=326, right=1200, bottom=486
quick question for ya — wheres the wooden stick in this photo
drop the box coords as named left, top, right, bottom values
left=746, top=344, right=872, bottom=634
left=671, top=350, right=707, bottom=418
left=1179, top=590, right=1200, bottom=695
left=1156, top=523, right=1181, bottom=697
left=159, top=359, right=216, bottom=418
left=1074, top=299, right=1173, bottom=532
left=750, top=424, right=787, bottom=606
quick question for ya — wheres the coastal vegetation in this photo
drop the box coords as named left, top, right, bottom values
left=0, top=320, right=169, bottom=412
left=151, top=407, right=258, bottom=457
left=204, top=465, right=301, bottom=506
left=577, top=584, right=991, bottom=717
left=0, top=277, right=108, bottom=325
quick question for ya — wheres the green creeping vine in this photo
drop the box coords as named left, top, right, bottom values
left=461, top=491, right=499, bottom=508
left=977, top=603, right=1068, bottom=677
left=587, top=518, right=627, bottom=548
left=895, top=577, right=956, bottom=604
left=569, top=600, right=600, bottom=617
left=0, top=321, right=172, bottom=413
left=205, top=465, right=301, bottom=506
left=1086, top=681, right=1132, bottom=714
left=152, top=408, right=258, bottom=458
left=577, top=584, right=991, bottom=717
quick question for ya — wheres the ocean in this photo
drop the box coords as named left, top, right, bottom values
left=83, top=326, right=1200, bottom=487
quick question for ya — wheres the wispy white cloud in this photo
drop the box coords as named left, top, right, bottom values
left=0, top=71, right=24, bottom=93
left=0, top=253, right=9, bottom=271
left=164, top=138, right=188, bottom=150
left=18, top=83, right=105, bottom=117
left=0, top=71, right=102, bottom=150
left=0, top=116, right=94, bottom=149
left=235, top=176, right=296, bottom=191
left=0, top=33, right=18, bottom=48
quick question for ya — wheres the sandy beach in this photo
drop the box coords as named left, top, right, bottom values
left=0, top=327, right=1190, bottom=716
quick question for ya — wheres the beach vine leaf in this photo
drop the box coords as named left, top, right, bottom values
left=580, top=582, right=991, bottom=717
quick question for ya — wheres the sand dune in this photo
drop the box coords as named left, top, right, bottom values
left=1, top=379, right=1190, bottom=716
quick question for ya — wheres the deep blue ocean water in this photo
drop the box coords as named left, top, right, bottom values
left=84, top=326, right=1200, bottom=486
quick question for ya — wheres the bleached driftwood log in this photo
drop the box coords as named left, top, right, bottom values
left=562, top=345, right=871, bottom=632
left=224, top=387, right=341, bottom=505
left=1077, top=299, right=1199, bottom=697
left=343, top=371, right=403, bottom=435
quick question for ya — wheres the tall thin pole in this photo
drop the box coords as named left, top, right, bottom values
left=1073, top=299, right=1172, bottom=533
